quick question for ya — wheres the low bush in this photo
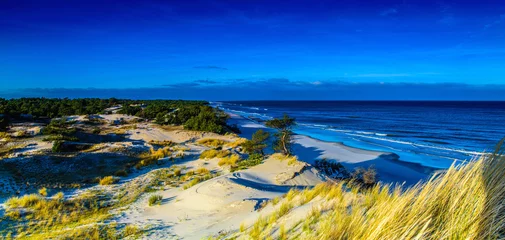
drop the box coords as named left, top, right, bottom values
left=351, top=166, right=377, bottom=186
left=43, top=134, right=79, bottom=142
left=231, top=153, right=263, bottom=172
left=52, top=140, right=64, bottom=153
left=114, top=169, right=128, bottom=177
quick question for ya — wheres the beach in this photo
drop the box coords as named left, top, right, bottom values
left=227, top=112, right=431, bottom=185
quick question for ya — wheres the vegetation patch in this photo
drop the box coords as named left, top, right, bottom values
left=148, top=194, right=163, bottom=206
left=218, top=154, right=241, bottom=167
left=200, top=149, right=230, bottom=159
left=99, top=176, right=119, bottom=185
left=197, top=138, right=228, bottom=147
left=231, top=153, right=264, bottom=172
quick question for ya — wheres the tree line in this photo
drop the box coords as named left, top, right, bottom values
left=0, top=98, right=236, bottom=134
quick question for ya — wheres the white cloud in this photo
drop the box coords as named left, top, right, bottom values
left=380, top=8, right=397, bottom=17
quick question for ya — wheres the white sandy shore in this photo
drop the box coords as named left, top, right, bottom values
left=227, top=112, right=430, bottom=185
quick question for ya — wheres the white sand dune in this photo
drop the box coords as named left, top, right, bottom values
left=120, top=154, right=325, bottom=239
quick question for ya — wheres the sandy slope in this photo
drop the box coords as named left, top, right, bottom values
left=119, top=155, right=326, bottom=239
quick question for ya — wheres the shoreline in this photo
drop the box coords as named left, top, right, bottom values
left=227, top=112, right=432, bottom=185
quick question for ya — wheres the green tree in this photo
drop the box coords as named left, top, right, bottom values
left=242, top=129, right=270, bottom=156
left=265, top=114, right=296, bottom=155
left=0, top=115, right=9, bottom=131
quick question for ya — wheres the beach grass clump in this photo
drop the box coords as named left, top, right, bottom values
left=196, top=167, right=210, bottom=174
left=6, top=194, right=43, bottom=208
left=38, top=187, right=48, bottom=197
left=123, top=224, right=143, bottom=237
left=136, top=147, right=172, bottom=168
left=272, top=153, right=299, bottom=165
left=199, top=149, right=230, bottom=159
left=238, top=140, right=505, bottom=239
left=197, top=138, right=228, bottom=147
left=225, top=138, right=247, bottom=148
left=148, top=194, right=163, bottom=206
left=183, top=177, right=202, bottom=190
left=149, top=140, right=174, bottom=147
left=218, top=154, right=241, bottom=167
left=99, top=176, right=119, bottom=185
left=2, top=190, right=116, bottom=238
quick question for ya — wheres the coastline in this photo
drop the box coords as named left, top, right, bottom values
left=227, top=112, right=432, bottom=185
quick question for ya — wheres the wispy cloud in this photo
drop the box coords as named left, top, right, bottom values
left=193, top=65, right=228, bottom=70
left=194, top=79, right=218, bottom=84
left=380, top=8, right=397, bottom=17
left=356, top=73, right=411, bottom=78
left=484, top=13, right=505, bottom=29
left=161, top=82, right=200, bottom=88
left=5, top=81, right=505, bottom=101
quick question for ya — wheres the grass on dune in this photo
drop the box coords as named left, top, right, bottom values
left=197, top=138, right=228, bottom=147
left=237, top=139, right=505, bottom=240
left=199, top=149, right=230, bottom=159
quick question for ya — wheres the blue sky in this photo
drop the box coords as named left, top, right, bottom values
left=1, top=0, right=505, bottom=100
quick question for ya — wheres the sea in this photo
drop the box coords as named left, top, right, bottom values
left=212, top=101, right=505, bottom=169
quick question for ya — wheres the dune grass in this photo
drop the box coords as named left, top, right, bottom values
left=272, top=153, right=299, bottom=165
left=199, top=149, right=230, bottom=159
left=238, top=140, right=505, bottom=239
left=99, top=176, right=119, bottom=185
left=225, top=138, right=247, bottom=148
left=136, top=146, right=172, bottom=168
left=148, top=194, right=163, bottom=206
left=197, top=138, right=228, bottom=147
left=218, top=154, right=241, bottom=167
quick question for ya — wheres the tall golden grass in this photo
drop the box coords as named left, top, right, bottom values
left=243, top=139, right=505, bottom=239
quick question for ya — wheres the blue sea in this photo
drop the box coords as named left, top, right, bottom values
left=213, top=101, right=505, bottom=169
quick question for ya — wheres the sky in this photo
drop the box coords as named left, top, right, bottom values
left=1, top=0, right=505, bottom=100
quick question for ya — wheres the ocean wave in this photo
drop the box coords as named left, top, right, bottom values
left=345, top=133, right=485, bottom=156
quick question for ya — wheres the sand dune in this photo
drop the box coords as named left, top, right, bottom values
left=119, top=154, right=325, bottom=239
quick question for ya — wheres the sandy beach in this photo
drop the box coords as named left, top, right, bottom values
left=227, top=112, right=431, bottom=185
left=112, top=112, right=434, bottom=239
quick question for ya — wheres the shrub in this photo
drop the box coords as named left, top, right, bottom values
left=242, top=130, right=270, bottom=155
left=114, top=169, right=128, bottom=177
left=351, top=166, right=377, bottom=186
left=99, top=176, right=119, bottom=185
left=232, top=153, right=263, bottom=172
left=52, top=140, right=64, bottom=153
left=314, top=158, right=350, bottom=179
left=148, top=195, right=163, bottom=206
